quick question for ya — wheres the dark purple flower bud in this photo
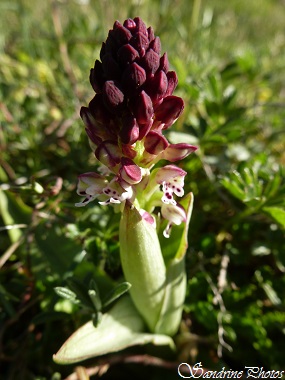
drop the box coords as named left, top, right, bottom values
left=112, top=21, right=132, bottom=45
left=133, top=17, right=148, bottom=36
left=103, top=81, right=124, bottom=111
left=90, top=60, right=105, bottom=93
left=147, top=27, right=155, bottom=42
left=145, top=70, right=168, bottom=105
left=123, top=18, right=137, bottom=31
left=102, top=53, right=121, bottom=80
left=117, top=44, right=139, bottom=66
left=122, top=62, right=146, bottom=91
left=149, top=37, right=161, bottom=55
left=138, top=120, right=152, bottom=140
left=162, top=143, right=198, bottom=162
left=133, top=90, right=153, bottom=125
left=130, top=32, right=149, bottom=56
left=142, top=48, right=160, bottom=74
left=165, top=71, right=178, bottom=96
left=120, top=116, right=140, bottom=144
left=155, top=96, right=184, bottom=128
left=85, top=128, right=102, bottom=146
left=95, top=140, right=121, bottom=167
left=105, top=30, right=120, bottom=54
left=88, top=95, right=111, bottom=126
left=120, top=157, right=142, bottom=184
left=159, top=52, right=169, bottom=72
left=99, top=42, right=106, bottom=61
left=144, top=131, right=169, bottom=155
left=80, top=107, right=102, bottom=145
left=81, top=95, right=116, bottom=143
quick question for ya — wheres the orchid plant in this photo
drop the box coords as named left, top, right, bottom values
left=54, top=17, right=197, bottom=364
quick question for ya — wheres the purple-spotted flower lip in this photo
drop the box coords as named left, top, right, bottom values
left=99, top=178, right=133, bottom=205
left=154, top=165, right=186, bottom=206
left=75, top=172, right=133, bottom=207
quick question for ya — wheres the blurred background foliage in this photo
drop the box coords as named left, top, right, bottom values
left=0, top=0, right=285, bottom=379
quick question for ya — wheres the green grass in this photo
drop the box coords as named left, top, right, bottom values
left=1, top=0, right=285, bottom=379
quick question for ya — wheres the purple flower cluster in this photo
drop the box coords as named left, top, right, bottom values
left=77, top=17, right=197, bottom=236
left=81, top=17, right=196, bottom=170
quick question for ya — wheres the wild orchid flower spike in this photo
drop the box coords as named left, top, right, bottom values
left=76, top=17, right=198, bottom=336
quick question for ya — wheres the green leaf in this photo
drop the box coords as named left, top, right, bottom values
left=262, top=283, right=281, bottom=306
left=220, top=176, right=245, bottom=201
left=159, top=192, right=194, bottom=264
left=66, top=278, right=93, bottom=308
left=174, top=192, right=194, bottom=261
left=34, top=222, right=83, bottom=276
left=102, top=282, right=131, bottom=308
left=264, top=173, right=282, bottom=199
left=88, top=289, right=102, bottom=312
left=54, top=287, right=80, bottom=305
left=154, top=257, right=186, bottom=336
left=262, top=206, right=285, bottom=228
left=88, top=279, right=102, bottom=312
left=92, top=311, right=102, bottom=327
left=119, top=204, right=166, bottom=333
left=53, top=296, right=174, bottom=364
left=208, top=73, right=222, bottom=100
left=154, top=193, right=193, bottom=335
left=0, top=189, right=32, bottom=243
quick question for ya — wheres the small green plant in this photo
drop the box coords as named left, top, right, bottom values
left=53, top=16, right=197, bottom=363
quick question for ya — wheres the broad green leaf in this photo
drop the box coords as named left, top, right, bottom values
left=119, top=204, right=166, bottom=332
left=53, top=296, right=174, bottom=364
left=154, top=257, right=186, bottom=336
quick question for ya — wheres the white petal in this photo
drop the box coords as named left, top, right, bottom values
left=161, top=203, right=186, bottom=225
